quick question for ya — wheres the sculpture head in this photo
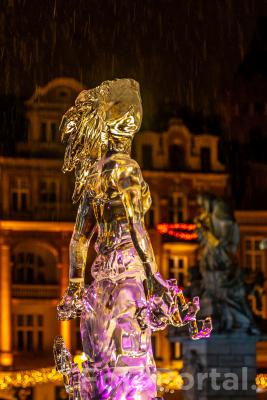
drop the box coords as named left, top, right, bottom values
left=196, top=193, right=214, bottom=213
left=60, top=78, right=142, bottom=202
left=213, top=198, right=234, bottom=221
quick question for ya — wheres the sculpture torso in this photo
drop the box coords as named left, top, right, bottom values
left=86, top=151, right=151, bottom=280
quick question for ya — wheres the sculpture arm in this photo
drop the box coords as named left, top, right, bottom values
left=57, top=193, right=96, bottom=320
left=69, top=192, right=96, bottom=284
left=141, top=179, right=152, bottom=215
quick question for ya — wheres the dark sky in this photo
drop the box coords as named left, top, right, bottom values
left=1, top=0, right=267, bottom=127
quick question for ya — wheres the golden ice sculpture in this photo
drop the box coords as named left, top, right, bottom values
left=54, top=78, right=212, bottom=400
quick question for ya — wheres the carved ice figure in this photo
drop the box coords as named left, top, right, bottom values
left=54, top=79, right=211, bottom=400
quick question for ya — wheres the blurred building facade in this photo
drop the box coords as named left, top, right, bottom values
left=0, top=78, right=267, bottom=399
left=220, top=17, right=267, bottom=211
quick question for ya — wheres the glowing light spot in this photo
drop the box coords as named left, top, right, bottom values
left=157, top=223, right=198, bottom=241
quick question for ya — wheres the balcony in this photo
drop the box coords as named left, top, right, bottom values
left=4, top=203, right=76, bottom=222
left=12, top=284, right=59, bottom=299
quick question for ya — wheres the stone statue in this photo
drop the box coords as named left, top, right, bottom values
left=194, top=194, right=258, bottom=334
left=53, top=79, right=212, bottom=400
left=182, top=349, right=204, bottom=400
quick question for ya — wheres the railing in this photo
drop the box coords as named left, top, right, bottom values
left=12, top=284, right=59, bottom=299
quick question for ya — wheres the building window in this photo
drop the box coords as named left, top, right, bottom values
left=23, top=119, right=30, bottom=142
left=39, top=179, right=59, bottom=204
left=10, top=177, right=30, bottom=212
left=41, top=122, right=48, bottom=142
left=40, top=121, right=58, bottom=143
left=51, top=122, right=58, bottom=142
left=37, top=315, right=44, bottom=351
left=151, top=334, right=162, bottom=360
left=142, top=144, right=153, bottom=170
left=201, top=147, right=211, bottom=172
left=169, top=144, right=185, bottom=171
left=14, top=314, right=44, bottom=352
left=131, top=141, right=137, bottom=159
left=244, top=237, right=265, bottom=272
left=59, top=90, right=68, bottom=98
left=160, top=198, right=168, bottom=222
left=13, top=252, right=45, bottom=284
left=168, top=194, right=186, bottom=223
left=145, top=208, right=155, bottom=228
left=168, top=256, right=188, bottom=287
left=57, top=88, right=71, bottom=100
left=170, top=342, right=181, bottom=360
left=145, top=196, right=156, bottom=228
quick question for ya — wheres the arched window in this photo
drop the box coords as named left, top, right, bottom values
left=12, top=243, right=58, bottom=285
left=13, top=252, right=45, bottom=284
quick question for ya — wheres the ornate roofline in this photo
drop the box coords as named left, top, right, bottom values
left=26, top=77, right=85, bottom=105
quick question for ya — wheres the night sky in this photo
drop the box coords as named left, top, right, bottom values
left=0, top=0, right=267, bottom=128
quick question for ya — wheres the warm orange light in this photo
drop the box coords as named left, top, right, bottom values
left=0, top=244, right=13, bottom=366
left=0, top=353, right=13, bottom=367
left=157, top=223, right=197, bottom=241
left=60, top=321, right=71, bottom=349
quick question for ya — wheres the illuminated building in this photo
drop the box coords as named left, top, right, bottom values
left=219, top=19, right=267, bottom=364
left=0, top=78, right=82, bottom=399
left=0, top=78, right=266, bottom=398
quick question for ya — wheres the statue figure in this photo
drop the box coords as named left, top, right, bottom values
left=194, top=194, right=258, bottom=334
left=54, top=79, right=212, bottom=400
left=182, top=349, right=204, bottom=400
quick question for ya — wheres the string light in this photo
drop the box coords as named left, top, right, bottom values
left=0, top=367, right=61, bottom=390
left=0, top=366, right=266, bottom=392
left=156, top=369, right=183, bottom=391
left=256, top=374, right=267, bottom=390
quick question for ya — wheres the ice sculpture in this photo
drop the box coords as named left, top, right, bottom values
left=54, top=78, right=212, bottom=399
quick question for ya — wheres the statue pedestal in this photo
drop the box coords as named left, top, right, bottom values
left=177, top=333, right=260, bottom=400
